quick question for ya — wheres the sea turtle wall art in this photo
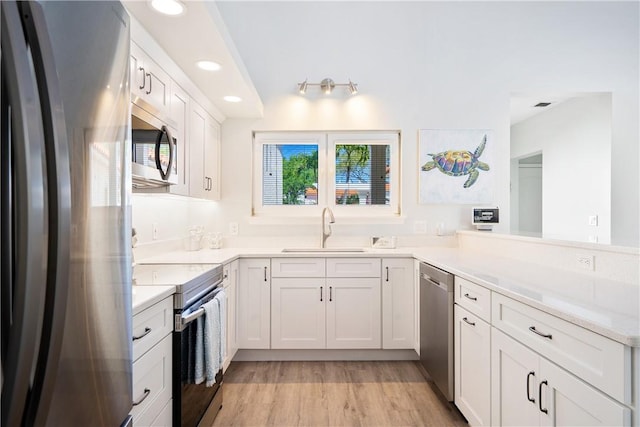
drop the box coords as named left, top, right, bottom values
left=421, top=134, right=490, bottom=188
left=418, top=129, right=494, bottom=204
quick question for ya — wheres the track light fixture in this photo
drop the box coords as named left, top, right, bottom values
left=297, top=77, right=359, bottom=95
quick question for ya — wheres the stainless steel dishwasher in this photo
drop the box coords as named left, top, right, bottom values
left=420, top=262, right=455, bottom=401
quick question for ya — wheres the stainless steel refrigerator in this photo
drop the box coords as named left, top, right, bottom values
left=1, top=1, right=133, bottom=426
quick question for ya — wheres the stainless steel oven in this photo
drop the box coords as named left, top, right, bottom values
left=131, top=103, right=178, bottom=188
left=174, top=272, right=225, bottom=427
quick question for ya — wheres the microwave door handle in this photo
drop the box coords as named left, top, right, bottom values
left=155, top=125, right=174, bottom=180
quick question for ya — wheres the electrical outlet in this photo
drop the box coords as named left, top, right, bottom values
left=229, top=222, right=239, bottom=236
left=576, top=254, right=595, bottom=271
left=588, top=215, right=598, bottom=226
left=152, top=222, right=159, bottom=240
left=414, top=221, right=427, bottom=234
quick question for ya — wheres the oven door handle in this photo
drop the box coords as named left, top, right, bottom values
left=180, top=307, right=205, bottom=328
left=176, top=286, right=223, bottom=331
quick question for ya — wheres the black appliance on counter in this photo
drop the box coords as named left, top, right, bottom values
left=133, top=263, right=225, bottom=426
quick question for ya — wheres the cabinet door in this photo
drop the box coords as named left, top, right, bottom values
left=203, top=115, right=220, bottom=200
left=491, top=328, right=540, bottom=427
left=455, top=305, right=491, bottom=427
left=130, top=42, right=146, bottom=101
left=188, top=102, right=207, bottom=199
left=189, top=102, right=220, bottom=200
left=144, top=55, right=171, bottom=117
left=271, top=278, right=326, bottom=349
left=237, top=259, right=270, bottom=349
left=539, top=359, right=630, bottom=427
left=382, top=258, right=415, bottom=349
left=326, top=278, right=381, bottom=349
left=228, top=260, right=239, bottom=358
left=168, top=82, right=189, bottom=196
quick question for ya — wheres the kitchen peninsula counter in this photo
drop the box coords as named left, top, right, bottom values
left=135, top=246, right=639, bottom=347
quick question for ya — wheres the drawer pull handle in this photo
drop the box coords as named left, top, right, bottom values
left=320, top=286, right=323, bottom=302
left=462, top=317, right=476, bottom=326
left=526, top=371, right=536, bottom=403
left=385, top=266, right=389, bottom=282
left=132, top=327, right=151, bottom=341
left=529, top=326, right=552, bottom=340
left=329, top=286, right=333, bottom=302
left=463, top=293, right=477, bottom=301
left=538, top=380, right=548, bottom=414
left=132, top=388, right=150, bottom=406
left=264, top=266, right=267, bottom=282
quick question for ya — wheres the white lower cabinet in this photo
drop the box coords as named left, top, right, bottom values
left=131, top=296, right=173, bottom=427
left=454, top=305, right=491, bottom=427
left=269, top=257, right=383, bottom=350
left=326, top=277, right=381, bottom=349
left=491, top=327, right=630, bottom=427
left=381, top=258, right=415, bottom=349
left=271, top=277, right=326, bottom=349
left=237, top=258, right=271, bottom=349
left=223, top=260, right=239, bottom=370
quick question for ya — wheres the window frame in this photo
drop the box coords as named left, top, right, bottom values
left=252, top=131, right=401, bottom=218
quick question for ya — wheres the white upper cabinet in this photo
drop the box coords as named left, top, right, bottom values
left=166, top=82, right=189, bottom=196
left=130, top=41, right=170, bottom=118
left=189, top=101, right=220, bottom=201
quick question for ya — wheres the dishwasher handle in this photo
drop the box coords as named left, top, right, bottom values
left=421, top=274, right=451, bottom=292
left=420, top=263, right=454, bottom=290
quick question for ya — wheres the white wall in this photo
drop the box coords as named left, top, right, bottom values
left=214, top=1, right=639, bottom=247
left=511, top=94, right=612, bottom=243
left=131, top=194, right=221, bottom=246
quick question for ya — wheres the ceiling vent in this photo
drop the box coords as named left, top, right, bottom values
left=534, top=102, right=552, bottom=107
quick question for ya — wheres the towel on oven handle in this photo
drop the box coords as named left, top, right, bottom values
left=195, top=289, right=226, bottom=387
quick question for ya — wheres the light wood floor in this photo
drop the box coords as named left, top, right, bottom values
left=211, top=361, right=468, bottom=427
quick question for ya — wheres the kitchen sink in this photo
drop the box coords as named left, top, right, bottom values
left=281, top=248, right=366, bottom=253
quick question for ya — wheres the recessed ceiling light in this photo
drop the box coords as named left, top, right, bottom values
left=223, top=96, right=242, bottom=103
left=196, top=60, right=221, bottom=71
left=149, top=0, right=185, bottom=16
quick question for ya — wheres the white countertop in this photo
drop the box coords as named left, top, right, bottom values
left=132, top=285, right=175, bottom=316
left=136, top=246, right=640, bottom=347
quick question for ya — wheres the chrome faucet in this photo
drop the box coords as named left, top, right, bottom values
left=321, top=207, right=335, bottom=248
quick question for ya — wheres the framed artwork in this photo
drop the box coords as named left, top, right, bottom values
left=418, top=129, right=494, bottom=204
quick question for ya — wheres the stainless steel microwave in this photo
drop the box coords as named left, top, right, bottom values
left=131, top=103, right=178, bottom=188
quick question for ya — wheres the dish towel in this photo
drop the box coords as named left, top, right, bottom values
left=202, top=289, right=226, bottom=387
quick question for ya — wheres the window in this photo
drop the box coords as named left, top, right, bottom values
left=253, top=132, right=400, bottom=217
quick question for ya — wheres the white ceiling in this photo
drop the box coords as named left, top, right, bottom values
left=510, top=93, right=575, bottom=125
left=123, top=0, right=263, bottom=119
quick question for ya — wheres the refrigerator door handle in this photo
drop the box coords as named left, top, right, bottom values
left=0, top=2, right=48, bottom=426
left=17, top=2, right=73, bottom=426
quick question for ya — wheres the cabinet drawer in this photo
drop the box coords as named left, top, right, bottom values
left=271, top=258, right=325, bottom=277
left=492, top=293, right=631, bottom=404
left=149, top=399, right=172, bottom=427
left=131, top=334, right=172, bottom=425
left=327, top=258, right=381, bottom=277
left=133, top=296, right=173, bottom=361
left=455, top=277, right=491, bottom=322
